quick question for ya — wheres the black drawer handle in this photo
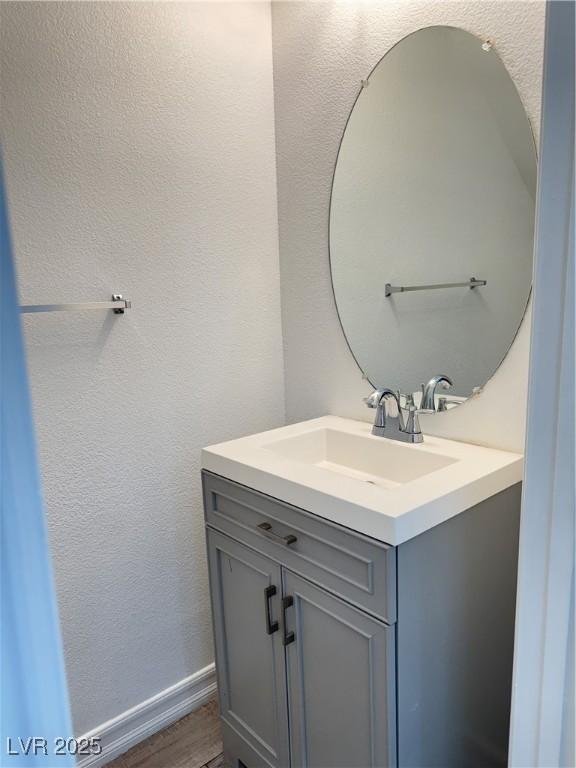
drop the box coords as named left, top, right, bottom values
left=264, top=585, right=279, bottom=635
left=257, top=522, right=297, bottom=547
left=282, top=596, right=295, bottom=646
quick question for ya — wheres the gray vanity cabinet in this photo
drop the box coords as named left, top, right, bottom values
left=203, top=470, right=521, bottom=768
left=283, top=571, right=396, bottom=768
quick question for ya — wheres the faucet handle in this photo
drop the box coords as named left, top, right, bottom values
left=403, top=393, right=415, bottom=408
left=438, top=397, right=463, bottom=412
left=404, top=405, right=422, bottom=438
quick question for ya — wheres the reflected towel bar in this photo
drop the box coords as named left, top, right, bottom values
left=385, top=277, right=486, bottom=297
left=20, top=294, right=132, bottom=315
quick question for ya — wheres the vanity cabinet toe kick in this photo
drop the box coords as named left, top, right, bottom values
left=202, top=470, right=521, bottom=768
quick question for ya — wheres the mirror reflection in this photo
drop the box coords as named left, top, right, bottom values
left=330, top=26, right=536, bottom=403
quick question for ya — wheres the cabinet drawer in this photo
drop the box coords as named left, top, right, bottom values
left=203, top=471, right=396, bottom=624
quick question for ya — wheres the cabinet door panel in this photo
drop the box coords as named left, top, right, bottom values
left=284, top=571, right=396, bottom=768
left=207, top=530, right=290, bottom=768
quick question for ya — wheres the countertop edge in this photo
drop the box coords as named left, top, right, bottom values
left=201, top=449, right=523, bottom=546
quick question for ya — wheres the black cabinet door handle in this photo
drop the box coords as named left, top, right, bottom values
left=264, top=585, right=279, bottom=635
left=282, top=595, right=295, bottom=646
left=257, top=521, right=297, bottom=547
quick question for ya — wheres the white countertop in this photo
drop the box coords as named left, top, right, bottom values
left=202, top=416, right=523, bottom=545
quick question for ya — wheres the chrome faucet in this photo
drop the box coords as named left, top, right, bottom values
left=420, top=375, right=453, bottom=411
left=364, top=389, right=423, bottom=443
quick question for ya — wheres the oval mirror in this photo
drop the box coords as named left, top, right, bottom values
left=329, top=26, right=536, bottom=403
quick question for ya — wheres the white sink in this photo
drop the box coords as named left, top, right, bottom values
left=264, top=428, right=457, bottom=488
left=202, top=416, right=523, bottom=545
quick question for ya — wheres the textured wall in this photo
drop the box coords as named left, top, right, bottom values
left=1, top=2, right=284, bottom=735
left=272, top=1, right=545, bottom=453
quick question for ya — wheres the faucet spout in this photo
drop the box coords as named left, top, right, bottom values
left=364, top=388, right=407, bottom=438
left=420, top=375, right=453, bottom=411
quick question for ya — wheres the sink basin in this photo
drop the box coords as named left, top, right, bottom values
left=202, top=416, right=522, bottom=545
left=264, top=428, right=456, bottom=488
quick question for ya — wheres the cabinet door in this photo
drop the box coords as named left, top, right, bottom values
left=207, top=530, right=290, bottom=768
left=283, top=571, right=396, bottom=768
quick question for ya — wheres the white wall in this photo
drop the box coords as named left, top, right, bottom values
left=272, top=0, right=545, bottom=453
left=1, top=1, right=284, bottom=737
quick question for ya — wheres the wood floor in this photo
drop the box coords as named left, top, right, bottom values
left=106, top=699, right=223, bottom=768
